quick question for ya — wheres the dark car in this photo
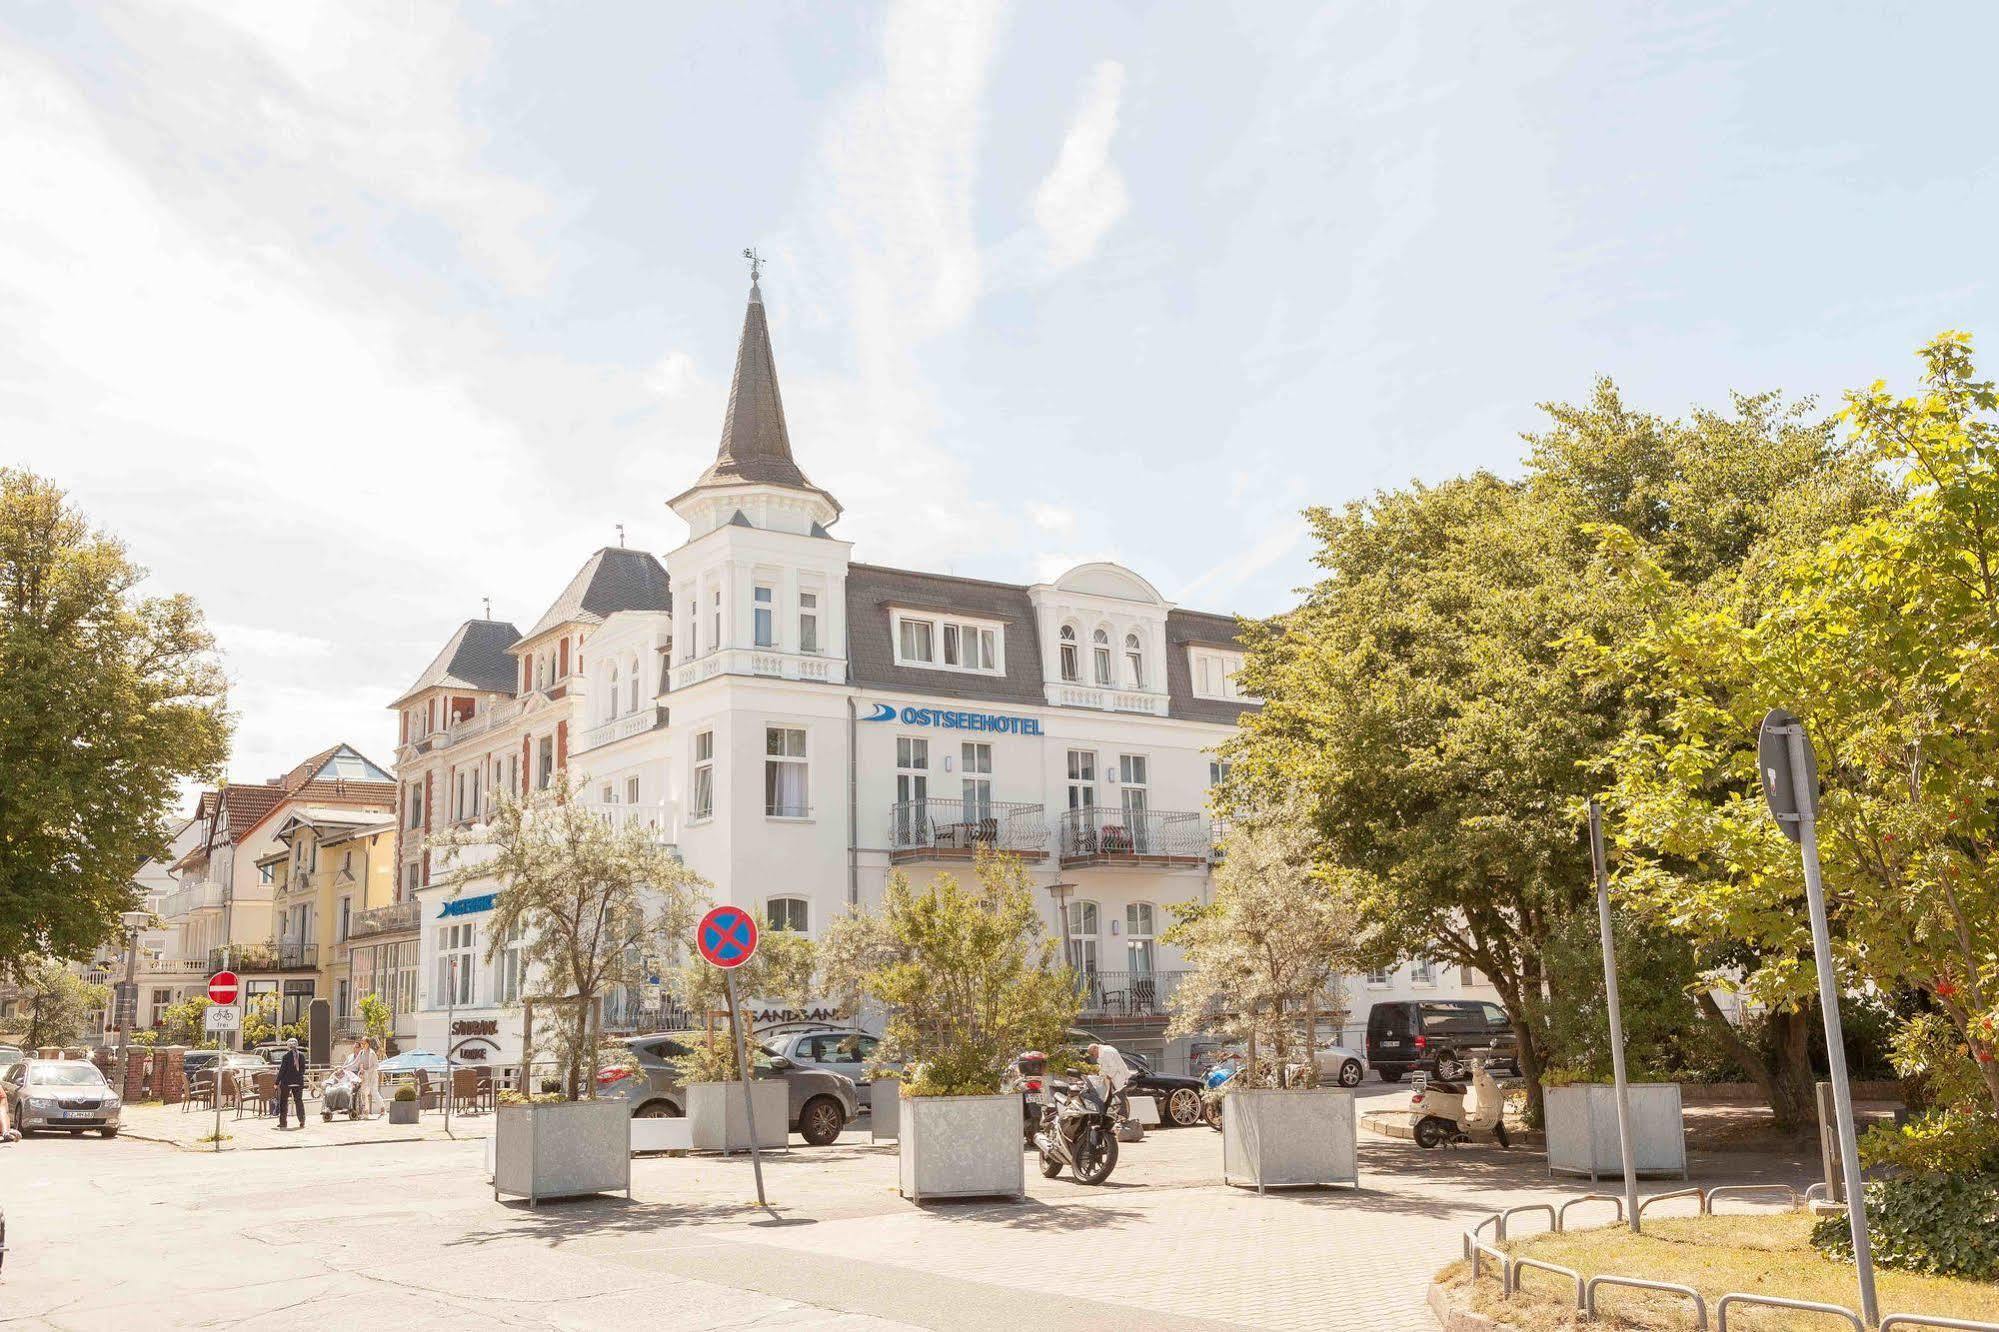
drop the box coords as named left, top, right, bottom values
left=1004, top=1034, right=1207, bottom=1130
left=1366, top=1000, right=1518, bottom=1082
left=597, top=1032, right=859, bottom=1145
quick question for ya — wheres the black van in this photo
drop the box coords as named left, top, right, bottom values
left=1365, top=999, right=1518, bottom=1082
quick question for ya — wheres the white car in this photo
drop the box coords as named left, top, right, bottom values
left=2, top=1058, right=123, bottom=1137
left=1312, top=1044, right=1368, bottom=1088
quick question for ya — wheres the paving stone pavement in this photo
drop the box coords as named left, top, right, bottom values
left=0, top=1103, right=1819, bottom=1331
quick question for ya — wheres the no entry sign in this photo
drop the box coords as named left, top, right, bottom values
left=207, top=970, right=240, bottom=1005
left=697, top=905, right=758, bottom=969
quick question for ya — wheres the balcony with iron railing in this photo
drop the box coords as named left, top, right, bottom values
left=1056, top=807, right=1211, bottom=867
left=601, top=990, right=695, bottom=1035
left=159, top=877, right=224, bottom=920
left=574, top=704, right=667, bottom=756
left=208, top=940, right=319, bottom=973
left=1073, top=969, right=1187, bottom=1021
left=887, top=799, right=1049, bottom=862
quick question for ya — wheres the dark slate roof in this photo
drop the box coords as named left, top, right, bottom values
left=670, top=281, right=840, bottom=513
left=844, top=564, right=1045, bottom=706
left=846, top=566, right=1260, bottom=725
left=1166, top=610, right=1258, bottom=725
left=390, top=620, right=521, bottom=706
left=519, top=547, right=671, bottom=643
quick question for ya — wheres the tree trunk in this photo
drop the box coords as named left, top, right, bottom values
left=1490, top=979, right=1546, bottom=1126
left=1694, top=992, right=1817, bottom=1131
left=1306, top=999, right=1321, bottom=1090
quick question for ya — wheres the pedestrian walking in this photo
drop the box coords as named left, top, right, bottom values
left=349, top=1037, right=382, bottom=1118
left=275, top=1037, right=307, bottom=1129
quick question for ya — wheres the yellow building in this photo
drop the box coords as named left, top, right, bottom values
left=270, top=811, right=400, bottom=1043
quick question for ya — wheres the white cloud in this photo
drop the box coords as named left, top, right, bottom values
left=212, top=623, right=334, bottom=661
left=1029, top=503, right=1077, bottom=534
left=1032, top=61, right=1130, bottom=271
left=1177, top=518, right=1308, bottom=606
left=648, top=351, right=699, bottom=399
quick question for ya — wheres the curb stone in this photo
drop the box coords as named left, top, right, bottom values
left=1427, top=1279, right=1503, bottom=1331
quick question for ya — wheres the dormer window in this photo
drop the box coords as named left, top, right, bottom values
left=1124, top=632, right=1144, bottom=689
left=893, top=610, right=1003, bottom=675
left=1092, top=629, right=1112, bottom=686
left=1059, top=625, right=1079, bottom=682
left=1192, top=649, right=1247, bottom=701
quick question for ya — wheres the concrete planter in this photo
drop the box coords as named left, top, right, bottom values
left=870, top=1074, right=901, bottom=1143
left=388, top=1099, right=419, bottom=1125
left=897, top=1093, right=1024, bottom=1203
left=1544, top=1082, right=1688, bottom=1181
left=1222, top=1087, right=1359, bottom=1193
left=686, top=1080, right=788, bottom=1153
left=493, top=1100, right=632, bottom=1206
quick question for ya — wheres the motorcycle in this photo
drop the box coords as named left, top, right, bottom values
left=1033, top=1073, right=1121, bottom=1184
left=1410, top=1058, right=1511, bottom=1149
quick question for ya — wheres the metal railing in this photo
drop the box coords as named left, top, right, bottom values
left=348, top=900, right=420, bottom=939
left=888, top=799, right=1048, bottom=856
left=580, top=802, right=678, bottom=842
left=1072, top=969, right=1187, bottom=1019
left=1716, top=1293, right=1861, bottom=1331
left=600, top=994, right=694, bottom=1034
left=1056, top=807, right=1210, bottom=862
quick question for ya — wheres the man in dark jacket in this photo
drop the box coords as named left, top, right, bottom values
left=276, top=1038, right=307, bottom=1129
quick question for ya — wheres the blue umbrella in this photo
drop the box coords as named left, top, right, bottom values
left=377, top=1050, right=450, bottom=1076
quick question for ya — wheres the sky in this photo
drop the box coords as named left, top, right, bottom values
left=6, top=2, right=1999, bottom=787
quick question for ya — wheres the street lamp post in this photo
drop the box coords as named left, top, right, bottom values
left=116, top=909, right=147, bottom=1060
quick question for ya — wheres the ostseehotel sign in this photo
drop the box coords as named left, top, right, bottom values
left=862, top=702, right=1044, bottom=735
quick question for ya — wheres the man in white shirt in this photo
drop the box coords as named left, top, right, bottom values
left=1086, top=1043, right=1133, bottom=1096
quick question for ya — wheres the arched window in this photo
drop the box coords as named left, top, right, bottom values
left=607, top=664, right=621, bottom=720
left=1092, top=628, right=1113, bottom=686
left=1058, top=624, right=1079, bottom=682
left=1124, top=632, right=1144, bottom=689
left=1066, top=899, right=1099, bottom=974
left=767, top=896, right=809, bottom=933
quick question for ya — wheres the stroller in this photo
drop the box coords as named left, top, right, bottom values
left=320, top=1069, right=361, bottom=1122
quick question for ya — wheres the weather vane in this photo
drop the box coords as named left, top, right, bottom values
left=743, top=246, right=764, bottom=283
left=482, top=596, right=491, bottom=619
left=615, top=522, right=626, bottom=548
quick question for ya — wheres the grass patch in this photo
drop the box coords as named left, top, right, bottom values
left=1439, top=1212, right=1999, bottom=1329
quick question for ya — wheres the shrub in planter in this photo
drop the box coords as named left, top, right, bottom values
left=820, top=853, right=1077, bottom=1201
left=1813, top=1171, right=1999, bottom=1280
left=388, top=1082, right=420, bottom=1124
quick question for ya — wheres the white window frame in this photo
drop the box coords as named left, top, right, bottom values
left=691, top=730, right=714, bottom=822
left=891, top=609, right=1004, bottom=676
left=1058, top=624, right=1080, bottom=682
left=753, top=583, right=776, bottom=648
left=1066, top=900, right=1100, bottom=974
left=767, top=896, right=809, bottom=933
left=1192, top=649, right=1247, bottom=701
left=1092, top=628, right=1113, bottom=686
left=1126, top=902, right=1156, bottom=974
left=764, top=725, right=809, bottom=819
left=1124, top=632, right=1145, bottom=689
left=799, top=590, right=820, bottom=655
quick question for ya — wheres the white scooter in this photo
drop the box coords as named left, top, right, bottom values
left=1410, top=1058, right=1510, bottom=1149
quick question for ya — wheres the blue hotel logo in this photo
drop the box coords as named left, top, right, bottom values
left=862, top=701, right=1043, bottom=735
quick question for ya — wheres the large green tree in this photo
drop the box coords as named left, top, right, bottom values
left=1225, top=382, right=1879, bottom=1120
left=0, top=470, right=229, bottom=971
left=1594, top=333, right=1999, bottom=1118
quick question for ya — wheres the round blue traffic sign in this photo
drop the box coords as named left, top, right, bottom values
left=697, top=904, right=759, bottom=969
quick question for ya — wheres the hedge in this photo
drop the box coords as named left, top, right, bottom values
left=1813, top=1171, right=1999, bottom=1280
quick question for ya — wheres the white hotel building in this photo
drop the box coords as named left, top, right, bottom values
left=390, top=277, right=1494, bottom=1075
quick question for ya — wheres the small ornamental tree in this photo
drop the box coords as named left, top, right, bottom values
left=356, top=991, right=394, bottom=1051
left=158, top=994, right=214, bottom=1048
left=828, top=852, right=1076, bottom=1097
left=431, top=778, right=708, bottom=1100
left=242, top=992, right=304, bottom=1047
left=7, top=958, right=110, bottom=1049
left=1165, top=801, right=1369, bottom=1087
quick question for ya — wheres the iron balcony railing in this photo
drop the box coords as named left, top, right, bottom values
left=1072, top=969, right=1188, bottom=1019
left=601, top=992, right=695, bottom=1034
left=207, top=940, right=318, bottom=972
left=1056, top=807, right=1211, bottom=862
left=888, top=799, right=1049, bottom=856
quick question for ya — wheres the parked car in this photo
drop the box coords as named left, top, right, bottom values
left=2, top=1058, right=123, bottom=1137
left=1365, top=1000, right=1518, bottom=1082
left=761, top=1027, right=892, bottom=1110
left=182, top=1051, right=269, bottom=1088
left=596, top=1032, right=860, bottom=1145
left=1312, top=1042, right=1368, bottom=1088
left=0, top=1046, right=24, bottom=1072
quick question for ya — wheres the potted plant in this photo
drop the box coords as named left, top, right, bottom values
left=433, top=779, right=707, bottom=1205
left=1542, top=1069, right=1687, bottom=1181
left=388, top=1082, right=420, bottom=1125
left=670, top=915, right=815, bottom=1154
left=1168, top=799, right=1367, bottom=1192
left=821, top=852, right=1076, bottom=1204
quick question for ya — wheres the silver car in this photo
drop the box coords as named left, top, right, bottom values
left=598, top=1032, right=859, bottom=1145
left=3, top=1058, right=123, bottom=1137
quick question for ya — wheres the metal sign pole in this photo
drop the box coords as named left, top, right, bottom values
left=444, top=957, right=455, bottom=1138
left=724, top=967, right=768, bottom=1208
left=1782, top=724, right=1878, bottom=1326
left=214, top=949, right=227, bottom=1153
left=1587, top=802, right=1641, bottom=1233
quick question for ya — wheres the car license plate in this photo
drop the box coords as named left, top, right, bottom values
left=1381, top=1039, right=1403, bottom=1048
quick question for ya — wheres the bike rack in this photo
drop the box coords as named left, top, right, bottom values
left=1704, top=1183, right=1800, bottom=1213
left=1881, top=1318, right=1999, bottom=1332
left=1805, top=1180, right=1833, bottom=1204
left=1586, top=1275, right=1707, bottom=1330
left=1558, top=1192, right=1626, bottom=1229
left=1508, top=1256, right=1583, bottom=1310
left=1462, top=1210, right=1501, bottom=1259
left=1635, top=1186, right=1707, bottom=1222
left=1717, top=1292, right=1861, bottom=1330
left=1497, top=1202, right=1558, bottom=1240
left=1466, top=1234, right=1510, bottom=1287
